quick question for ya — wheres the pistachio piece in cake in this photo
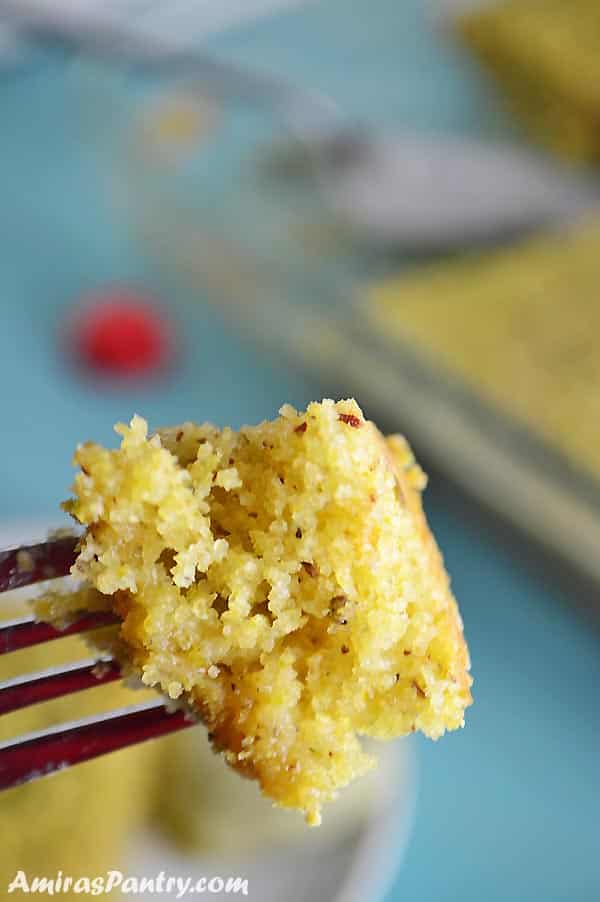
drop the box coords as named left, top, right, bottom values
left=38, top=399, right=472, bottom=825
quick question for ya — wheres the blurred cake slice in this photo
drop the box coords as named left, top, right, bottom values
left=455, top=0, right=600, bottom=162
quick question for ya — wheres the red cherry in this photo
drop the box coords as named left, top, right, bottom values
left=71, top=292, right=173, bottom=377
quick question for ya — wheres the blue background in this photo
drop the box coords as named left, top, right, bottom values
left=0, top=2, right=598, bottom=899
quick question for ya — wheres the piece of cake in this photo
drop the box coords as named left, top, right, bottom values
left=455, top=0, right=600, bottom=163
left=367, top=219, right=600, bottom=483
left=38, top=399, right=472, bottom=826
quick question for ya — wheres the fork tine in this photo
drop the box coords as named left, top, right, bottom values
left=0, top=612, right=120, bottom=656
left=0, top=701, right=194, bottom=791
left=0, top=658, right=121, bottom=716
left=0, top=536, right=78, bottom=593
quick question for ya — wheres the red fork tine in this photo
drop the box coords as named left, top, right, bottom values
left=0, top=658, right=121, bottom=716
left=0, top=536, right=78, bottom=593
left=0, top=612, right=120, bottom=656
left=0, top=702, right=194, bottom=790
left=0, top=536, right=194, bottom=790
left=0, top=536, right=118, bottom=656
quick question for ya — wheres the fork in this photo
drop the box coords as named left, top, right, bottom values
left=0, top=535, right=193, bottom=791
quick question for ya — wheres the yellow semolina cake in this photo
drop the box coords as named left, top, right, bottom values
left=38, top=398, right=472, bottom=826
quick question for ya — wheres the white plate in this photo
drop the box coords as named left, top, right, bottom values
left=128, top=741, right=414, bottom=902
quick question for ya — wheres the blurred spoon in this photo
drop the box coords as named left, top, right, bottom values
left=317, top=132, right=600, bottom=250
left=3, top=0, right=599, bottom=251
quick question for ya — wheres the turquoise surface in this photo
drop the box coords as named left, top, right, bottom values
left=0, top=2, right=598, bottom=900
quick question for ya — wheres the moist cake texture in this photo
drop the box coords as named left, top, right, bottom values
left=39, top=399, right=471, bottom=825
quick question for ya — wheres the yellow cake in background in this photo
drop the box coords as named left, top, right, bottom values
left=38, top=398, right=472, bottom=827
left=455, top=0, right=600, bottom=163
left=0, top=592, right=159, bottom=899
left=368, top=219, right=600, bottom=482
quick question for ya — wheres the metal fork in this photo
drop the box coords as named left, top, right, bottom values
left=0, top=536, right=193, bottom=791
